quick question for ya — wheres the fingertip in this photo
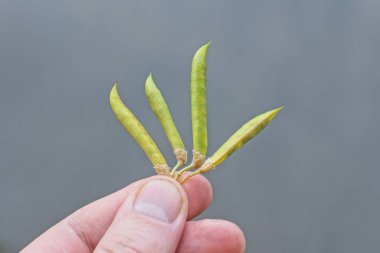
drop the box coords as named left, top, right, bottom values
left=146, top=175, right=188, bottom=198
left=182, top=174, right=213, bottom=199
left=218, top=220, right=246, bottom=253
left=177, top=219, right=246, bottom=253
left=181, top=174, right=213, bottom=219
left=142, top=174, right=213, bottom=220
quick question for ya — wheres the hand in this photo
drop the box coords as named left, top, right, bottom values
left=21, top=175, right=246, bottom=252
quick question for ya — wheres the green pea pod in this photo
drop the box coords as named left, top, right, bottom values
left=110, top=83, right=170, bottom=175
left=200, top=107, right=283, bottom=173
left=191, top=41, right=211, bottom=167
left=145, top=73, right=187, bottom=165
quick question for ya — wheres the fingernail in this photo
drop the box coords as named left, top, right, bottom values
left=134, top=179, right=183, bottom=223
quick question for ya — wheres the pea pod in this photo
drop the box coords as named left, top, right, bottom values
left=145, top=73, right=187, bottom=165
left=199, top=107, right=283, bottom=173
left=191, top=41, right=211, bottom=167
left=110, top=83, right=170, bottom=175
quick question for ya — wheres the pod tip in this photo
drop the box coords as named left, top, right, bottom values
left=204, top=40, right=212, bottom=50
left=269, top=106, right=284, bottom=120
left=110, top=82, right=120, bottom=105
left=145, top=73, right=155, bottom=88
left=111, top=82, right=118, bottom=91
left=197, top=41, right=212, bottom=52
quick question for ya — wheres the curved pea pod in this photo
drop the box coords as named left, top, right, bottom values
left=199, top=107, right=283, bottom=173
left=145, top=74, right=187, bottom=165
left=191, top=41, right=211, bottom=167
left=110, top=83, right=170, bottom=175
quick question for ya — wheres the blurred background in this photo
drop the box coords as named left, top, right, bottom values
left=1, top=0, right=379, bottom=252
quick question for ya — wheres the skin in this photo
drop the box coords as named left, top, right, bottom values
left=21, top=174, right=246, bottom=253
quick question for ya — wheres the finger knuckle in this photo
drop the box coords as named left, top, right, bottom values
left=98, top=233, right=157, bottom=253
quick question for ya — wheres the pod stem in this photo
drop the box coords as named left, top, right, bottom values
left=175, top=163, right=195, bottom=179
left=170, top=162, right=182, bottom=176
left=180, top=170, right=201, bottom=184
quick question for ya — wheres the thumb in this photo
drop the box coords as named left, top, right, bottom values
left=94, top=176, right=188, bottom=253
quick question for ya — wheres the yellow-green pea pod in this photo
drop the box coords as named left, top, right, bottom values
left=200, top=107, right=283, bottom=173
left=110, top=83, right=170, bottom=175
left=191, top=41, right=211, bottom=166
left=145, top=73, right=187, bottom=165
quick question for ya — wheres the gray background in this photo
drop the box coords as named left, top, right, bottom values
left=1, top=0, right=379, bottom=252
